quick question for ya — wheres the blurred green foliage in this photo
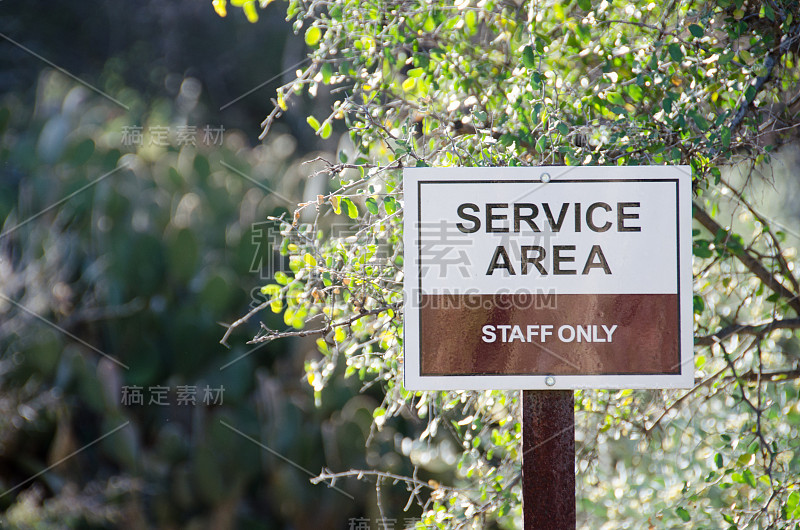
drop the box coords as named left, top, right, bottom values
left=0, top=70, right=431, bottom=528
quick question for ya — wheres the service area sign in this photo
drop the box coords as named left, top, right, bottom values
left=403, top=166, right=693, bottom=390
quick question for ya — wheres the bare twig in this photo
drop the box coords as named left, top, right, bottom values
left=247, top=303, right=402, bottom=345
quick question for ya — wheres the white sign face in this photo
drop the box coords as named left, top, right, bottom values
left=402, top=166, right=693, bottom=390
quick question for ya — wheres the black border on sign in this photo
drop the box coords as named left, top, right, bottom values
left=415, top=178, right=682, bottom=377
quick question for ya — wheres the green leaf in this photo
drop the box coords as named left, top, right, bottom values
left=307, top=116, right=321, bottom=131
left=676, top=507, right=691, bottom=522
left=321, top=121, right=332, bottom=139
left=522, top=45, right=536, bottom=69
left=261, top=284, right=280, bottom=296
left=739, top=49, right=753, bottom=66
left=668, top=43, right=683, bottom=62
left=305, top=26, right=322, bottom=46
left=365, top=196, right=379, bottom=214
left=688, top=24, right=704, bottom=39
left=321, top=62, right=333, bottom=84
left=693, top=295, right=705, bottom=314
left=577, top=0, right=591, bottom=10
left=464, top=10, right=477, bottom=33
left=283, top=307, right=294, bottom=326
left=648, top=52, right=659, bottom=70
left=530, top=71, right=542, bottom=90
left=606, top=91, right=625, bottom=106
left=721, top=127, right=731, bottom=149
left=785, top=491, right=800, bottom=519
left=714, top=453, right=723, bottom=469
left=342, top=197, right=358, bottom=218
left=719, top=50, right=735, bottom=64
left=743, top=469, right=757, bottom=488
left=270, top=298, right=282, bottom=313
left=330, top=195, right=341, bottom=214
left=535, top=135, right=547, bottom=153
left=690, top=111, right=709, bottom=131
left=565, top=152, right=580, bottom=166
left=711, top=166, right=722, bottom=184
left=243, top=1, right=258, bottom=22
left=383, top=196, right=397, bottom=214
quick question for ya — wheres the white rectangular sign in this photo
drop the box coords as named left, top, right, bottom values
left=403, top=166, right=693, bottom=390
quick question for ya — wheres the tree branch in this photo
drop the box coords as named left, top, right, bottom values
left=729, top=368, right=800, bottom=382
left=729, top=25, right=800, bottom=134
left=693, top=201, right=800, bottom=314
left=248, top=303, right=402, bottom=345
left=720, top=177, right=800, bottom=294
left=696, top=318, right=800, bottom=346
left=219, top=298, right=271, bottom=347
left=311, top=467, right=449, bottom=491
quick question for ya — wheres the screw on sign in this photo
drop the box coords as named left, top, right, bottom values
left=403, top=166, right=693, bottom=528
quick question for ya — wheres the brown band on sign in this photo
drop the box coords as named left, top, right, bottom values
left=419, top=294, right=679, bottom=376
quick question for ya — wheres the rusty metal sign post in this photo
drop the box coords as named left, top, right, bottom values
left=522, top=390, right=575, bottom=529
left=402, top=166, right=693, bottom=528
